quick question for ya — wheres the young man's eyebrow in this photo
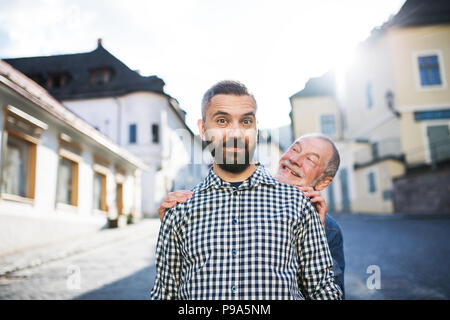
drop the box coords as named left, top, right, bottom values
left=242, top=112, right=256, bottom=117
left=211, top=111, right=230, bottom=117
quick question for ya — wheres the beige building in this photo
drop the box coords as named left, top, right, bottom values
left=290, top=0, right=450, bottom=214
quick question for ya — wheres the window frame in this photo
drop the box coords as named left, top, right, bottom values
left=56, top=134, right=81, bottom=208
left=0, top=106, right=46, bottom=204
left=92, top=154, right=110, bottom=213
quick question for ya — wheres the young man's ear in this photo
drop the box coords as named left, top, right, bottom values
left=314, top=176, right=333, bottom=191
left=197, top=119, right=206, bottom=141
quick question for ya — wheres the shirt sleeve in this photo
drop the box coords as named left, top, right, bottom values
left=327, top=225, right=345, bottom=296
left=297, top=200, right=343, bottom=300
left=150, top=206, right=182, bottom=300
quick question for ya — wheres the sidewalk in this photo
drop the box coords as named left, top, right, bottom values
left=0, top=218, right=161, bottom=277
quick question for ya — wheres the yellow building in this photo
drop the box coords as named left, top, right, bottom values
left=290, top=0, right=450, bottom=214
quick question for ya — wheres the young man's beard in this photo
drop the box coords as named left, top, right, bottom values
left=208, top=137, right=256, bottom=174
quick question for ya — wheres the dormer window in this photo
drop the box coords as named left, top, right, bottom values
left=46, top=72, right=70, bottom=89
left=89, top=68, right=113, bottom=85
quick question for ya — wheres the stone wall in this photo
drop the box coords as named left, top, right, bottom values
left=393, top=167, right=450, bottom=214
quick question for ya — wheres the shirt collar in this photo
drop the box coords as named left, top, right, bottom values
left=199, top=163, right=277, bottom=191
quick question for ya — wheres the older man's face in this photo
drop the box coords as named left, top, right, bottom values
left=275, top=137, right=333, bottom=188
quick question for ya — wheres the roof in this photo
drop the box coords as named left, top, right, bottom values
left=0, top=59, right=148, bottom=170
left=3, top=41, right=166, bottom=101
left=3, top=40, right=193, bottom=136
left=290, top=71, right=335, bottom=100
left=383, top=0, right=450, bottom=29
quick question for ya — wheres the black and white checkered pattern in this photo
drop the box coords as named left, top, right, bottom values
left=150, top=164, right=343, bottom=300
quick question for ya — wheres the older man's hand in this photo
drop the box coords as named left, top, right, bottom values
left=296, top=186, right=327, bottom=228
left=158, top=190, right=193, bottom=221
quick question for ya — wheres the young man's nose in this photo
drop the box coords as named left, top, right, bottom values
left=226, top=125, right=245, bottom=139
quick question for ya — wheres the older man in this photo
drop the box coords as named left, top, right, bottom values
left=159, top=133, right=345, bottom=297
left=151, top=80, right=342, bottom=300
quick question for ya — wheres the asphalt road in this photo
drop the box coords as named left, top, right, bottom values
left=335, top=213, right=450, bottom=299
left=0, top=214, right=449, bottom=300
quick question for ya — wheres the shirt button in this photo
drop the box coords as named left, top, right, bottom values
left=232, top=249, right=237, bottom=257
left=231, top=285, right=237, bottom=293
left=232, top=218, right=237, bottom=224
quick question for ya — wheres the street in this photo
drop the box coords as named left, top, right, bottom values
left=0, top=214, right=449, bottom=300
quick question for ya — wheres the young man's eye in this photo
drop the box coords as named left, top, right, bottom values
left=242, top=119, right=253, bottom=125
left=217, top=118, right=227, bottom=124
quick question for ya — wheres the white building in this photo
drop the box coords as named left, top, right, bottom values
left=5, top=40, right=208, bottom=217
left=0, top=60, right=146, bottom=256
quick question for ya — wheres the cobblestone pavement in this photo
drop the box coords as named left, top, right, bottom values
left=0, top=219, right=160, bottom=300
left=1, top=214, right=449, bottom=300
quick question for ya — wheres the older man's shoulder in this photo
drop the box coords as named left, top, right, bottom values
left=272, top=179, right=307, bottom=198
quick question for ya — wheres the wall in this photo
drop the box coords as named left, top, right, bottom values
left=291, top=96, right=341, bottom=140
left=352, top=159, right=405, bottom=213
left=0, top=86, right=140, bottom=256
left=63, top=92, right=208, bottom=217
left=393, top=167, right=450, bottom=214
left=388, top=25, right=450, bottom=167
left=342, top=32, right=398, bottom=141
left=389, top=25, right=450, bottom=108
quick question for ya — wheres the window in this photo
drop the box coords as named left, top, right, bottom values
left=1, top=135, right=33, bottom=198
left=414, top=109, right=450, bottom=121
left=152, top=124, right=159, bottom=144
left=368, top=172, right=376, bottom=194
left=89, top=68, right=113, bottom=85
left=371, top=142, right=379, bottom=160
left=418, top=55, right=442, bottom=86
left=56, top=134, right=81, bottom=207
left=57, top=158, right=78, bottom=206
left=129, top=124, right=137, bottom=144
left=46, top=72, right=70, bottom=89
left=366, top=82, right=373, bottom=109
left=320, top=114, right=336, bottom=135
left=93, top=154, right=109, bottom=212
left=383, top=190, right=392, bottom=201
left=93, top=172, right=107, bottom=211
left=1, top=106, right=45, bottom=202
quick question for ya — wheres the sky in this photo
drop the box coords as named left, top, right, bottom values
left=0, top=0, right=406, bottom=132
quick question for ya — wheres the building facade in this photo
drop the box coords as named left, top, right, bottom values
left=290, top=0, right=450, bottom=214
left=0, top=60, right=146, bottom=256
left=4, top=40, right=207, bottom=217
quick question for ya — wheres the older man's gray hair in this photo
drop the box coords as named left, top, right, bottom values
left=296, top=133, right=341, bottom=181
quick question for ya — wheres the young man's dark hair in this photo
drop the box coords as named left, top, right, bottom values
left=201, top=80, right=257, bottom=120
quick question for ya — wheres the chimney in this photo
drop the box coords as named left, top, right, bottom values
left=97, top=38, right=103, bottom=47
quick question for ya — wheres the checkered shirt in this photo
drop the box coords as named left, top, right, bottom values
left=150, top=164, right=342, bottom=300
